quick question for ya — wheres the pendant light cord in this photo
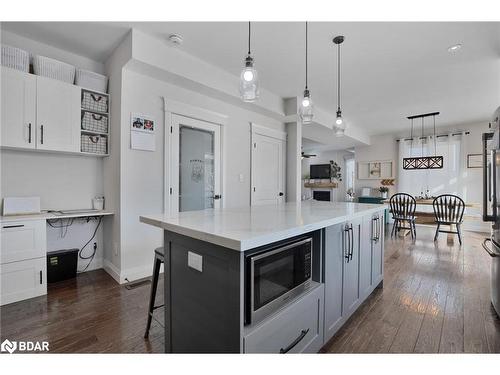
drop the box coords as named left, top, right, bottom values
left=433, top=115, right=437, bottom=156
left=337, top=42, right=341, bottom=111
left=305, top=22, right=308, bottom=89
left=410, top=118, right=414, bottom=156
left=248, top=21, right=251, bottom=55
left=421, top=117, right=424, bottom=157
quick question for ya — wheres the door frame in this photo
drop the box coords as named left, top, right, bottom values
left=250, top=123, right=287, bottom=206
left=163, top=98, right=227, bottom=215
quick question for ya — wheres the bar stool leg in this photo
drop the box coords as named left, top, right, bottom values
left=144, top=255, right=162, bottom=339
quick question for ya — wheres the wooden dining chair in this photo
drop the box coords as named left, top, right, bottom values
left=389, top=193, right=417, bottom=239
left=432, top=194, right=465, bottom=245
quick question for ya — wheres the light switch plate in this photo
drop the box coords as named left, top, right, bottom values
left=188, top=251, right=203, bottom=272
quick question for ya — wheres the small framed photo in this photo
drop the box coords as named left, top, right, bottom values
left=467, top=154, right=483, bottom=168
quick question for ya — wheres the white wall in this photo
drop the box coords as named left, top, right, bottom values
left=355, top=134, right=398, bottom=197
left=116, top=68, right=284, bottom=281
left=1, top=150, right=103, bottom=210
left=301, top=149, right=349, bottom=202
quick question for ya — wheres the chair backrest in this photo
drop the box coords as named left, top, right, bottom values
left=432, top=194, right=465, bottom=224
left=389, top=193, right=416, bottom=219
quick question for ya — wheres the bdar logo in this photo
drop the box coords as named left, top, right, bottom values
left=1, top=339, right=17, bottom=354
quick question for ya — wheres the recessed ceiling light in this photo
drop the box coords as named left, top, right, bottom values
left=448, top=43, right=462, bottom=53
left=168, top=34, right=183, bottom=46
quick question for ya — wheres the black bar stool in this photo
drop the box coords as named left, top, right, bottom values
left=144, top=247, right=164, bottom=338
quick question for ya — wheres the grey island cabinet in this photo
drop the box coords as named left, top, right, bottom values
left=140, top=201, right=385, bottom=353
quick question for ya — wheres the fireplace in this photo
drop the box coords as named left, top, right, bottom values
left=313, top=190, right=331, bottom=202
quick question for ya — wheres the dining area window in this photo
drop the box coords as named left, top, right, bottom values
left=398, top=133, right=466, bottom=198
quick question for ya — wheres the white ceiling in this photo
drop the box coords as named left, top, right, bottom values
left=3, top=21, right=499, bottom=135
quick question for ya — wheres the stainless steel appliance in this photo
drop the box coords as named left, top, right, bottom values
left=482, top=106, right=500, bottom=317
left=245, top=237, right=312, bottom=324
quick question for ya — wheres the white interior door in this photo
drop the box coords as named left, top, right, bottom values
left=251, top=124, right=286, bottom=206
left=170, top=114, right=221, bottom=213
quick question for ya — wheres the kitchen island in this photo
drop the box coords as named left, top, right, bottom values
left=140, top=201, right=385, bottom=353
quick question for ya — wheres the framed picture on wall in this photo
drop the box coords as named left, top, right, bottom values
left=467, top=154, right=483, bottom=168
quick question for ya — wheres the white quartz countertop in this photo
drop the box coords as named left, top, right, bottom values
left=140, top=201, right=384, bottom=251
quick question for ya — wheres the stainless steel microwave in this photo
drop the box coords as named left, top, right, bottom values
left=245, top=237, right=312, bottom=325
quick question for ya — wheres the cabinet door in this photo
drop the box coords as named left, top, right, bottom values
left=371, top=211, right=384, bottom=286
left=324, top=222, right=345, bottom=342
left=0, top=257, right=47, bottom=306
left=359, top=214, right=374, bottom=299
left=342, top=216, right=362, bottom=319
left=36, top=76, right=80, bottom=152
left=1, top=220, right=46, bottom=264
left=1, top=67, right=36, bottom=149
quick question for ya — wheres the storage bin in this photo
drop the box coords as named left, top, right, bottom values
left=81, top=90, right=108, bottom=113
left=76, top=68, right=108, bottom=93
left=81, top=134, right=107, bottom=154
left=81, top=111, right=108, bottom=134
left=1, top=44, right=29, bottom=72
left=33, top=55, right=75, bottom=84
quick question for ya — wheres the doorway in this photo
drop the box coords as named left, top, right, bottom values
left=169, top=114, right=222, bottom=213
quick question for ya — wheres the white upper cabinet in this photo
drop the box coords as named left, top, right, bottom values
left=36, top=75, right=80, bottom=153
left=1, top=67, right=37, bottom=149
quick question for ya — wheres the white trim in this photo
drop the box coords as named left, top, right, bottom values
left=163, top=97, right=225, bottom=216
left=251, top=123, right=287, bottom=141
left=103, top=259, right=121, bottom=284
left=164, top=98, right=228, bottom=126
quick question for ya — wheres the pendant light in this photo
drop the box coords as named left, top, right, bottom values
left=402, top=112, right=443, bottom=170
left=239, top=22, right=260, bottom=102
left=299, top=22, right=313, bottom=124
left=333, top=35, right=346, bottom=137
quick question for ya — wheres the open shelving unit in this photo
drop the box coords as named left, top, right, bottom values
left=80, top=88, right=109, bottom=156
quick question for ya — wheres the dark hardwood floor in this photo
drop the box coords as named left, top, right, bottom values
left=323, top=226, right=500, bottom=353
left=1, top=225, right=499, bottom=353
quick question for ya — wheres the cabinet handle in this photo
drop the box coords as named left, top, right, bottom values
left=40, top=125, right=44, bottom=144
left=2, top=224, right=25, bottom=229
left=39, top=270, right=43, bottom=284
left=279, top=328, right=309, bottom=354
left=349, top=225, right=354, bottom=261
left=28, top=123, right=32, bottom=143
left=344, top=225, right=350, bottom=262
left=373, top=216, right=380, bottom=242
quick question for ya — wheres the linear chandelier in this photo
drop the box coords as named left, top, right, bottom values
left=403, top=112, right=443, bottom=170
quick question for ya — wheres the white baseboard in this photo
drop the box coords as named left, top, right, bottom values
left=120, top=264, right=154, bottom=284
left=103, top=259, right=121, bottom=284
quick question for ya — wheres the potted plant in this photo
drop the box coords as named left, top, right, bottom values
left=379, top=186, right=389, bottom=199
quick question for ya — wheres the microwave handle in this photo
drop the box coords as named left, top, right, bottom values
left=483, top=132, right=496, bottom=221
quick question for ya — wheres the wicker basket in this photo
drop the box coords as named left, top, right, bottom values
left=81, top=111, right=108, bottom=134
left=81, top=134, right=107, bottom=154
left=33, top=55, right=75, bottom=84
left=1, top=44, right=29, bottom=72
left=76, top=68, right=108, bottom=93
left=81, top=90, right=108, bottom=113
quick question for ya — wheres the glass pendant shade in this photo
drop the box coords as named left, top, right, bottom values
left=299, top=89, right=314, bottom=124
left=335, top=109, right=346, bottom=137
left=239, top=55, right=259, bottom=102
